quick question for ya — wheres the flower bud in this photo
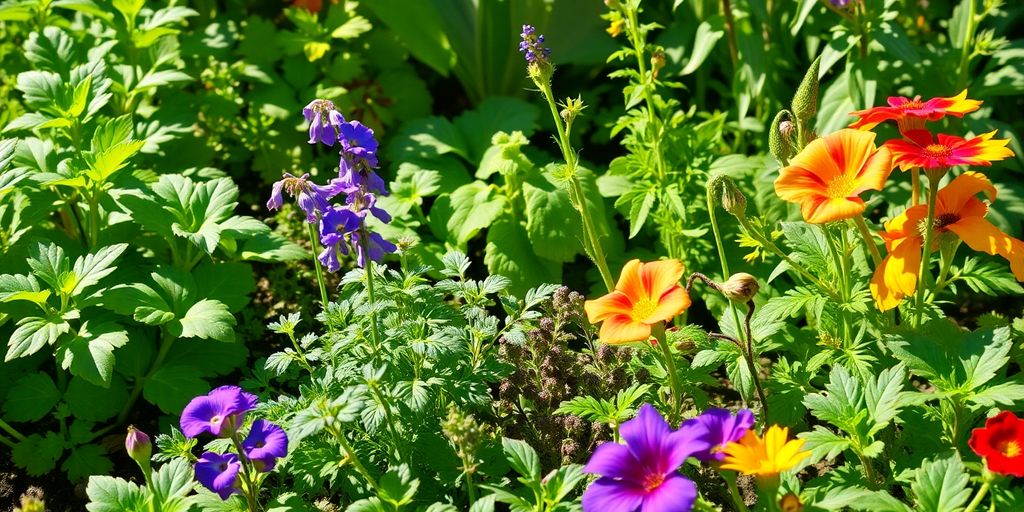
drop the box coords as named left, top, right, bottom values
left=721, top=273, right=759, bottom=303
left=769, top=110, right=795, bottom=164
left=125, top=426, right=152, bottom=474
left=779, top=492, right=804, bottom=512
left=604, top=0, right=621, bottom=8
left=719, top=176, right=748, bottom=218
left=791, top=56, right=821, bottom=123
left=650, top=49, right=666, bottom=79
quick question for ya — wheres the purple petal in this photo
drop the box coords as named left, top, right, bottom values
left=641, top=474, right=697, bottom=512
left=243, top=419, right=289, bottom=472
left=318, top=245, right=341, bottom=273
left=664, top=420, right=711, bottom=468
left=266, top=180, right=284, bottom=210
left=195, top=452, right=240, bottom=500
left=583, top=441, right=640, bottom=482
left=620, top=404, right=673, bottom=470
left=179, top=395, right=225, bottom=438
left=582, top=477, right=644, bottom=512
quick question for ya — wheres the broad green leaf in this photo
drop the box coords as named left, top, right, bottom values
left=135, top=69, right=192, bottom=91
left=627, top=190, right=655, bottom=238
left=681, top=17, right=725, bottom=75
left=56, top=321, right=128, bottom=386
left=174, top=299, right=236, bottom=342
left=910, top=454, right=971, bottom=512
left=799, top=426, right=852, bottom=462
left=25, top=26, right=76, bottom=75
left=65, top=375, right=128, bottom=422
left=83, top=139, right=145, bottom=182
left=62, top=443, right=113, bottom=482
left=27, top=242, right=68, bottom=292
left=522, top=173, right=582, bottom=262
left=484, top=217, right=561, bottom=297
left=435, top=181, right=505, bottom=246
left=12, top=432, right=64, bottom=476
left=7, top=316, right=72, bottom=360
left=71, top=243, right=127, bottom=296
left=144, top=364, right=208, bottom=414
left=502, top=438, right=541, bottom=482
left=453, top=97, right=538, bottom=163
left=239, top=233, right=306, bottom=262
left=2, top=372, right=61, bottom=421
left=364, top=0, right=454, bottom=76
left=90, top=115, right=134, bottom=152
left=193, top=262, right=255, bottom=312
left=151, top=458, right=195, bottom=502
left=85, top=475, right=146, bottom=512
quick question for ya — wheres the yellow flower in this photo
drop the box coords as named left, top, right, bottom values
left=721, top=425, right=810, bottom=477
left=607, top=18, right=625, bottom=37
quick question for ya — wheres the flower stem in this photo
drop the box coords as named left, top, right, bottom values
left=652, top=323, right=683, bottom=424
left=536, top=81, right=616, bottom=292
left=743, top=301, right=769, bottom=423
left=853, top=216, right=882, bottom=267
left=707, top=187, right=745, bottom=344
left=736, top=216, right=838, bottom=299
left=230, top=433, right=261, bottom=512
left=0, top=418, right=26, bottom=442
left=964, top=481, right=991, bottom=512
left=723, top=471, right=750, bottom=512
left=328, top=425, right=380, bottom=492
left=358, top=222, right=382, bottom=350
left=914, top=176, right=941, bottom=327
left=955, top=0, right=978, bottom=90
left=306, top=223, right=330, bottom=311
left=911, top=168, right=921, bottom=206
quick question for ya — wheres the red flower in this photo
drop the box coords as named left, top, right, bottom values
left=885, top=129, right=1013, bottom=172
left=969, top=411, right=1024, bottom=477
left=848, top=90, right=981, bottom=132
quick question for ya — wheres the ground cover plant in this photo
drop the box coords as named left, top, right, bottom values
left=1, top=0, right=1024, bottom=510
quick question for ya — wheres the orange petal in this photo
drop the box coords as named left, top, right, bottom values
left=947, top=216, right=1015, bottom=259
left=852, top=144, right=893, bottom=194
left=786, top=136, right=843, bottom=184
left=643, top=286, right=691, bottom=324
left=614, top=259, right=644, bottom=300
left=936, top=171, right=997, bottom=213
left=871, top=236, right=922, bottom=311
left=823, top=129, right=877, bottom=178
left=774, top=166, right=828, bottom=202
left=598, top=315, right=652, bottom=344
left=584, top=291, right=634, bottom=324
left=639, top=259, right=685, bottom=300
left=802, top=196, right=866, bottom=224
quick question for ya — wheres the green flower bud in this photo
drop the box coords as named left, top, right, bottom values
left=769, top=110, right=795, bottom=164
left=792, top=56, right=821, bottom=123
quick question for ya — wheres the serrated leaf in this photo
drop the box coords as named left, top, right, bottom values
left=502, top=438, right=540, bottom=481
left=55, top=321, right=128, bottom=386
left=65, top=375, right=128, bottom=422
left=522, top=173, right=582, bottom=262
left=85, top=475, right=146, bottom=512
left=12, top=432, right=64, bottom=476
left=63, top=443, right=113, bottom=482
left=25, top=26, right=76, bottom=75
left=143, top=364, right=207, bottom=414
left=910, top=454, right=971, bottom=512
left=72, top=243, right=127, bottom=296
left=7, top=316, right=71, bottom=360
left=798, top=426, right=852, bottom=462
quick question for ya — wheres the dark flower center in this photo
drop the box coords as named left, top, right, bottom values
left=642, top=472, right=665, bottom=492
left=934, top=213, right=961, bottom=230
left=217, top=462, right=227, bottom=471
left=256, top=441, right=265, bottom=448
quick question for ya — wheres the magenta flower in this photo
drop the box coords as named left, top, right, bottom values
left=242, top=419, right=289, bottom=472
left=180, top=386, right=258, bottom=438
left=681, top=408, right=755, bottom=462
left=581, top=404, right=710, bottom=512
left=195, top=451, right=241, bottom=500
left=303, top=99, right=345, bottom=146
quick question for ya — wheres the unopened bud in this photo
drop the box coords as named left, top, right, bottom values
left=792, top=56, right=821, bottom=123
left=769, top=110, right=795, bottom=164
left=720, top=179, right=747, bottom=218
left=651, top=49, right=666, bottom=79
left=125, top=426, right=152, bottom=474
left=779, top=492, right=804, bottom=512
left=721, top=273, right=759, bottom=303
left=604, top=0, right=621, bottom=8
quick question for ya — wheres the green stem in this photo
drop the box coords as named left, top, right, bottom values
left=743, top=302, right=769, bottom=422
left=955, top=0, right=978, bottom=90
left=286, top=331, right=313, bottom=372
left=0, top=434, right=15, bottom=448
left=914, top=176, right=941, bottom=327
left=853, top=216, right=882, bottom=267
left=737, top=216, right=838, bottom=299
left=625, top=5, right=666, bottom=184
left=707, top=188, right=745, bottom=344
left=857, top=451, right=879, bottom=487
left=652, top=323, right=683, bottom=424
left=721, top=0, right=739, bottom=68
left=359, top=222, right=382, bottom=350
left=930, top=241, right=961, bottom=298
left=87, top=190, right=100, bottom=249
left=329, top=425, right=380, bottom=492
left=537, top=81, right=615, bottom=292
left=723, top=471, right=750, bottom=512
left=964, top=481, right=991, bottom=512
left=230, top=433, right=261, bottom=512
left=463, top=463, right=478, bottom=509
left=911, top=168, right=921, bottom=206
left=306, top=223, right=330, bottom=311
left=0, top=418, right=26, bottom=442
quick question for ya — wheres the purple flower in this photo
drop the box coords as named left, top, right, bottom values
left=242, top=419, right=289, bottom=472
left=681, top=408, right=755, bottom=462
left=519, top=24, right=551, bottom=64
left=339, top=121, right=379, bottom=161
left=336, top=164, right=386, bottom=195
left=581, top=404, right=710, bottom=512
left=352, top=231, right=397, bottom=268
left=195, top=451, right=241, bottom=500
left=830, top=0, right=852, bottom=6
left=180, top=386, right=258, bottom=438
left=266, top=172, right=340, bottom=223
left=303, top=99, right=344, bottom=146
left=317, top=206, right=359, bottom=273
left=348, top=191, right=392, bottom=224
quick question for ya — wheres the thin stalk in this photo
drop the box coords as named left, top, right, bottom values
left=721, top=0, right=739, bottom=68
left=858, top=452, right=879, bottom=487
left=853, top=216, right=882, bottom=266
left=230, top=433, right=261, bottom=512
left=955, top=0, right=978, bottom=90
left=359, top=222, right=382, bottom=350
left=306, top=223, right=330, bottom=310
left=743, top=301, right=769, bottom=422
left=462, top=463, right=478, bottom=509
left=652, top=323, right=683, bottom=424
left=286, top=330, right=313, bottom=372
left=930, top=241, right=961, bottom=297
left=537, top=81, right=615, bottom=291
left=329, top=425, right=380, bottom=492
left=0, top=418, right=26, bottom=442
left=736, top=216, right=838, bottom=299
left=911, top=168, right=921, bottom=206
left=964, top=481, right=992, bottom=512
left=87, top=190, right=100, bottom=249
left=707, top=188, right=745, bottom=344
left=0, top=435, right=14, bottom=448
left=914, top=177, right=941, bottom=327
left=624, top=4, right=666, bottom=183
left=723, top=471, right=750, bottom=512
left=117, top=331, right=175, bottom=425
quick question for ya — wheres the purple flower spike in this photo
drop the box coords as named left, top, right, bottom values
left=581, top=404, right=710, bottom=512
left=352, top=231, right=397, bottom=268
left=681, top=408, right=755, bottom=462
left=243, top=419, right=289, bottom=472
left=195, top=451, right=241, bottom=500
left=519, top=24, right=551, bottom=64
left=339, top=121, right=379, bottom=160
left=180, top=386, right=258, bottom=439
left=303, top=99, right=344, bottom=146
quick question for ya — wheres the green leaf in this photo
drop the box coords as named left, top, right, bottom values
left=502, top=438, right=541, bottom=482
left=12, top=432, right=64, bottom=476
left=174, top=299, right=236, bottom=342
left=55, top=321, right=128, bottom=386
left=83, top=139, right=145, bottom=182
left=25, top=26, right=76, bottom=75
left=910, top=454, right=971, bottom=512
left=192, top=262, right=255, bottom=312
left=27, top=242, right=69, bottom=292
left=798, top=426, right=852, bottom=462
left=90, top=115, right=134, bottom=152
left=71, top=243, right=127, bottom=296
left=522, top=173, right=582, bottom=262
left=627, top=190, right=656, bottom=238
left=453, top=97, right=538, bottom=163
left=364, top=0, right=454, bottom=76
left=144, top=364, right=208, bottom=414
left=65, top=375, right=129, bottom=422
left=680, top=17, right=725, bottom=75
left=63, top=443, right=113, bottom=482
left=484, top=217, right=561, bottom=297
left=151, top=458, right=195, bottom=502
left=239, top=233, right=306, bottom=262
left=7, top=316, right=72, bottom=360
left=378, top=464, right=419, bottom=506
left=85, top=475, right=146, bottom=512
left=2, top=371, right=61, bottom=422
left=436, top=181, right=505, bottom=246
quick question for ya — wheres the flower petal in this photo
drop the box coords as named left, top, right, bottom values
left=581, top=477, right=645, bottom=512
left=583, top=441, right=640, bottom=481
left=639, top=259, right=685, bottom=301
left=620, top=404, right=673, bottom=470
left=802, top=196, right=865, bottom=224
left=642, top=286, right=690, bottom=324
left=641, top=474, right=697, bottom=512
left=599, top=315, right=652, bottom=344
left=936, top=171, right=997, bottom=212
left=585, top=292, right=634, bottom=323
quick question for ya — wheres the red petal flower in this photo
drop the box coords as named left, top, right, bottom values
left=969, top=411, right=1024, bottom=477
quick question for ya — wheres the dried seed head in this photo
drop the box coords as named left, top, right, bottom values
left=721, top=273, right=760, bottom=303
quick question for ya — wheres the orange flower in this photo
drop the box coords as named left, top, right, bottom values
left=291, top=0, right=324, bottom=13
left=870, top=172, right=1024, bottom=311
left=584, top=259, right=690, bottom=344
left=848, top=90, right=981, bottom=131
left=886, top=129, right=1014, bottom=172
left=774, top=129, right=893, bottom=224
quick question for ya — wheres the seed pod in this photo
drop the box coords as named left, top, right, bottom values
left=792, top=56, right=821, bottom=123
left=721, top=273, right=759, bottom=303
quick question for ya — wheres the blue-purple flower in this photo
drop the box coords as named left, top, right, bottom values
left=829, top=0, right=852, bottom=6
left=519, top=24, right=551, bottom=64
left=581, top=404, right=710, bottom=512
left=681, top=408, right=755, bottom=462
left=242, top=419, right=289, bottom=472
left=318, top=206, right=360, bottom=272
left=339, top=121, right=379, bottom=163
left=195, top=451, right=241, bottom=500
left=267, top=172, right=340, bottom=223
left=352, top=231, right=397, bottom=268
left=303, top=99, right=344, bottom=146
left=180, top=386, right=258, bottom=438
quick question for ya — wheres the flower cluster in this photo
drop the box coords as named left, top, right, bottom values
left=267, top=100, right=396, bottom=272
left=180, top=386, right=289, bottom=500
left=581, top=405, right=806, bottom=512
left=518, top=24, right=551, bottom=65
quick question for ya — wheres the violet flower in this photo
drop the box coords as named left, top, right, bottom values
left=195, top=451, right=241, bottom=500
left=581, top=404, right=710, bottom=512
left=681, top=408, right=755, bottom=462
left=303, top=99, right=344, bottom=146
left=242, top=419, right=289, bottom=472
left=519, top=24, right=551, bottom=64
left=266, top=172, right=340, bottom=223
left=180, top=386, right=258, bottom=438
left=348, top=191, right=392, bottom=224
left=318, top=206, right=359, bottom=273
left=352, top=231, right=397, bottom=268
left=339, top=121, right=379, bottom=163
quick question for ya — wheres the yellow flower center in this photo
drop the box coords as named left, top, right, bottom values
left=210, top=416, right=222, bottom=424
left=642, top=472, right=665, bottom=492
left=924, top=144, right=953, bottom=159
left=631, top=297, right=658, bottom=322
left=999, top=440, right=1022, bottom=458
left=898, top=99, right=924, bottom=110
left=825, top=174, right=856, bottom=199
